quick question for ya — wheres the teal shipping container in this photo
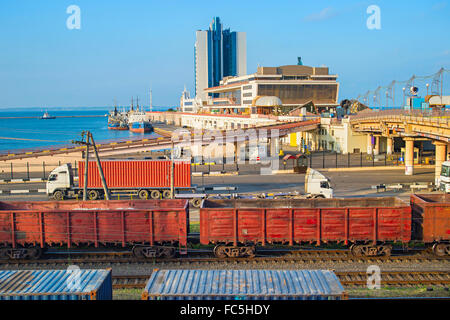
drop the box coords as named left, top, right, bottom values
left=0, top=269, right=112, bottom=300
left=142, top=269, right=347, bottom=300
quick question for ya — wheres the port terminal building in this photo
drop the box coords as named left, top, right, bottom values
left=181, top=64, right=339, bottom=116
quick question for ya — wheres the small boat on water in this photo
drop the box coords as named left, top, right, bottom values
left=108, top=119, right=129, bottom=130
left=40, top=111, right=56, bottom=119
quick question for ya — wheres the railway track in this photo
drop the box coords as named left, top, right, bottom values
left=111, top=271, right=450, bottom=290
left=0, top=249, right=448, bottom=268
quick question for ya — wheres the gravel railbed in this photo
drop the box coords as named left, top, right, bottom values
left=1, top=259, right=448, bottom=276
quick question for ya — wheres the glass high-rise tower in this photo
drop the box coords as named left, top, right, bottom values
left=195, top=17, right=246, bottom=100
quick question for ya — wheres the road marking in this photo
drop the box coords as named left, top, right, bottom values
left=11, top=190, right=30, bottom=194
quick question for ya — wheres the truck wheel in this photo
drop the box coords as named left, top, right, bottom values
left=53, top=190, right=64, bottom=201
left=190, top=198, right=202, bottom=208
left=150, top=190, right=161, bottom=199
left=162, top=190, right=172, bottom=199
left=433, top=243, right=450, bottom=256
left=88, top=190, right=99, bottom=200
left=138, top=189, right=149, bottom=200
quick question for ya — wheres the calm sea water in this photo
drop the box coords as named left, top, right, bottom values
left=0, top=107, right=168, bottom=153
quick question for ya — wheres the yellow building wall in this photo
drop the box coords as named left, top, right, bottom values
left=289, top=133, right=298, bottom=147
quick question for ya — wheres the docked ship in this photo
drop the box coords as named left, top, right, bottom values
left=128, top=96, right=153, bottom=133
left=40, top=111, right=56, bottom=119
left=107, top=106, right=129, bottom=130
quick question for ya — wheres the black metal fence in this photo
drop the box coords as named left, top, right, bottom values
left=0, top=161, right=78, bottom=180
left=190, top=151, right=434, bottom=175
left=0, top=151, right=434, bottom=180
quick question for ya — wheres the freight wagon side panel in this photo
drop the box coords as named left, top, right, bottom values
left=200, top=209, right=235, bottom=244
left=0, top=212, right=41, bottom=247
left=201, top=204, right=411, bottom=246
left=69, top=211, right=94, bottom=245
left=423, top=205, right=450, bottom=242
left=411, top=194, right=450, bottom=243
left=152, top=209, right=188, bottom=246
left=320, top=209, right=346, bottom=241
left=266, top=209, right=291, bottom=244
left=292, top=209, right=320, bottom=242
left=377, top=208, right=411, bottom=242
left=78, top=161, right=191, bottom=189
left=0, top=206, right=188, bottom=249
left=0, top=213, right=10, bottom=244
left=348, top=209, right=374, bottom=241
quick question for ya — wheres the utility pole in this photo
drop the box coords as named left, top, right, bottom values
left=72, top=131, right=110, bottom=200
left=89, top=132, right=110, bottom=200
left=78, top=131, right=89, bottom=201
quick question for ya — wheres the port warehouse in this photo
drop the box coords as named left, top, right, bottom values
left=142, top=269, right=346, bottom=300
left=0, top=194, right=448, bottom=259
left=0, top=269, right=112, bottom=300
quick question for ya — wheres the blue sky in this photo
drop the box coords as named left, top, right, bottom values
left=0, top=0, right=449, bottom=108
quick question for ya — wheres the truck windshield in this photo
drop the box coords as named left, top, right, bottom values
left=441, top=165, right=450, bottom=177
left=320, top=181, right=330, bottom=189
left=48, top=174, right=57, bottom=181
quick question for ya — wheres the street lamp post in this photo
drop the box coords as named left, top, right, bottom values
left=402, top=87, right=406, bottom=107
left=426, top=83, right=429, bottom=96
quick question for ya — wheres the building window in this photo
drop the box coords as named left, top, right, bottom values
left=243, top=92, right=253, bottom=97
left=242, top=99, right=253, bottom=104
left=243, top=85, right=252, bottom=90
left=257, top=84, right=338, bottom=105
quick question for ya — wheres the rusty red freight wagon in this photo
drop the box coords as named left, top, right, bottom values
left=0, top=199, right=189, bottom=260
left=200, top=198, right=411, bottom=258
left=47, top=160, right=192, bottom=200
left=411, top=194, right=450, bottom=256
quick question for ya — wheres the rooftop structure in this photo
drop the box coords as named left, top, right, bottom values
left=203, top=62, right=339, bottom=115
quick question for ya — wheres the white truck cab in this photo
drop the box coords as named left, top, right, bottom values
left=46, top=164, right=73, bottom=197
left=305, top=168, right=334, bottom=198
left=439, top=161, right=450, bottom=193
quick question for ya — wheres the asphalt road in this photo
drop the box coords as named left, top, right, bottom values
left=195, top=168, right=435, bottom=200
left=0, top=168, right=436, bottom=202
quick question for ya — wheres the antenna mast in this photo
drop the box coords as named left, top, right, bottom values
left=150, top=89, right=153, bottom=113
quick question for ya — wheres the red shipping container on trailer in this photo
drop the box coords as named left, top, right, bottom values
left=78, top=160, right=191, bottom=189
left=0, top=199, right=189, bottom=260
left=410, top=194, right=450, bottom=256
left=200, top=198, right=411, bottom=258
